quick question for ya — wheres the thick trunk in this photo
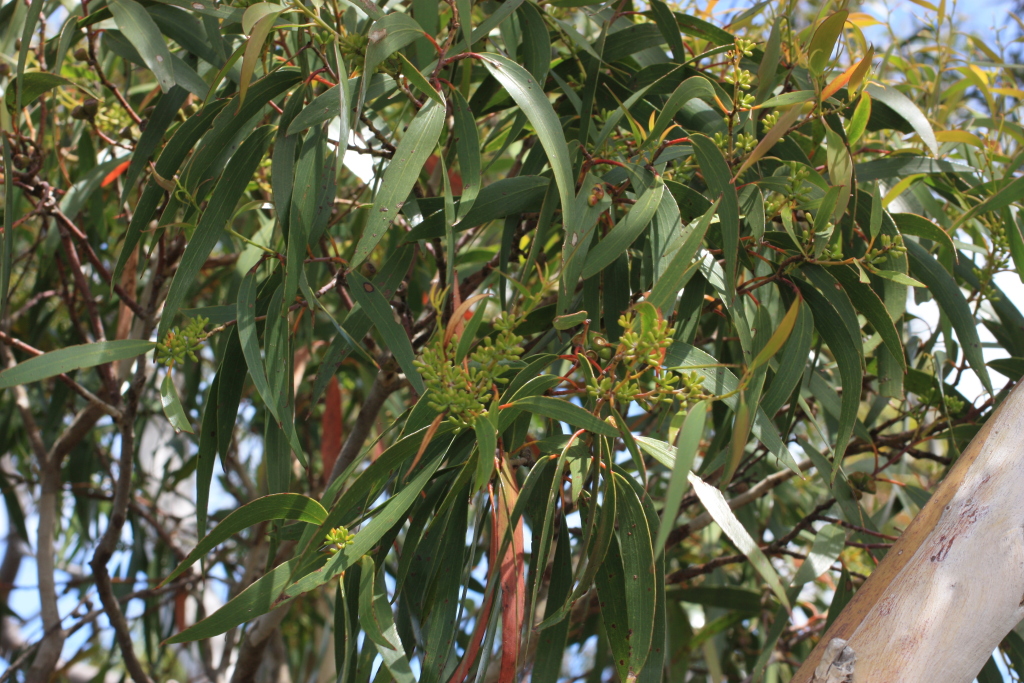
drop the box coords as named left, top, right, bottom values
left=794, top=380, right=1024, bottom=683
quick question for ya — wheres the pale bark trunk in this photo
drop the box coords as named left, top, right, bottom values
left=793, top=380, right=1024, bottom=683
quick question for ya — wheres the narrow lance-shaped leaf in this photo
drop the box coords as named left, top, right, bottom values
left=688, top=472, right=790, bottom=609
left=749, top=295, right=801, bottom=371
left=508, top=395, right=619, bottom=437
left=163, top=494, right=327, bottom=585
left=160, top=370, right=193, bottom=434
left=0, top=340, right=155, bottom=390
left=653, top=401, right=707, bottom=556
left=648, top=196, right=720, bottom=313
left=451, top=89, right=481, bottom=223
left=351, top=98, right=445, bottom=267
left=613, top=473, right=656, bottom=677
left=238, top=9, right=283, bottom=110
left=865, top=82, right=939, bottom=156
left=357, top=14, right=428, bottom=115
left=478, top=53, right=577, bottom=235
left=346, top=272, right=425, bottom=395
left=108, top=0, right=176, bottom=92
left=691, top=134, right=739, bottom=298
left=797, top=280, right=863, bottom=476
left=906, top=239, right=992, bottom=393
left=807, top=11, right=849, bottom=76
left=581, top=180, right=665, bottom=279
left=158, top=125, right=276, bottom=339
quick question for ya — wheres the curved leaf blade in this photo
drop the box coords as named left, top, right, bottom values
left=0, top=340, right=155, bottom=390
left=163, top=494, right=327, bottom=585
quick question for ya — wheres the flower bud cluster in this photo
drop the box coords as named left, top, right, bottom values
left=584, top=307, right=706, bottom=410
left=156, top=316, right=209, bottom=367
left=414, top=314, right=524, bottom=428
left=865, top=233, right=907, bottom=265
left=322, top=526, right=356, bottom=555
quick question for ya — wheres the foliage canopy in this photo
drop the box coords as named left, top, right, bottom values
left=2, top=0, right=1024, bottom=681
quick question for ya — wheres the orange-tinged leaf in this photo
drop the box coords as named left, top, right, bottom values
left=496, top=462, right=525, bottom=683
left=101, top=159, right=132, bottom=187
left=821, top=61, right=859, bottom=101
left=848, top=46, right=875, bottom=94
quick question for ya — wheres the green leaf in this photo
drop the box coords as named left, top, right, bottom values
left=755, top=16, right=784, bottom=104
left=595, top=534, right=631, bottom=682
left=648, top=197, right=720, bottom=313
left=451, top=89, right=481, bottom=223
left=120, top=85, right=190, bottom=204
left=797, top=280, right=863, bottom=473
left=509, top=396, right=618, bottom=437
left=358, top=556, right=399, bottom=650
left=855, top=156, right=974, bottom=183
left=955, top=173, right=1024, bottom=230
left=238, top=10, right=282, bottom=109
left=5, top=72, right=72, bottom=111
left=405, top=176, right=550, bottom=241
left=351, top=98, right=445, bottom=267
left=478, top=53, right=577, bottom=249
left=358, top=557, right=417, bottom=681
left=807, top=11, right=848, bottom=76
left=865, top=83, right=938, bottom=156
left=474, top=413, right=497, bottom=490
left=870, top=268, right=925, bottom=287
left=691, top=134, right=739, bottom=296
left=639, top=76, right=715, bottom=153
left=112, top=100, right=228, bottom=287
left=688, top=472, right=790, bottom=609
left=649, top=0, right=685, bottom=60
left=749, top=296, right=800, bottom=371
left=613, top=473, right=656, bottom=677
left=284, top=438, right=450, bottom=598
left=163, top=494, right=327, bottom=585
left=653, top=402, right=705, bottom=557
left=358, top=13, right=427, bottom=113
left=906, top=239, right=992, bottom=393
left=673, top=12, right=735, bottom=45
left=663, top=342, right=799, bottom=472
left=108, top=0, right=176, bottom=92
left=287, top=75, right=395, bottom=135
left=160, top=371, right=193, bottom=434
left=826, top=264, right=907, bottom=372
left=346, top=272, right=425, bottom=394
left=158, top=125, right=276, bottom=339
left=0, top=340, right=155, bottom=390
left=847, top=92, right=871, bottom=146
left=582, top=180, right=665, bottom=279
left=892, top=212, right=955, bottom=254
left=165, top=557, right=301, bottom=644
left=760, top=300, right=813, bottom=416
left=791, top=523, right=845, bottom=586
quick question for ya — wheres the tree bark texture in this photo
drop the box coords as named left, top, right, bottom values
left=794, top=380, right=1024, bottom=683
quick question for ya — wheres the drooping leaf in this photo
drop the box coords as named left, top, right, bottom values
left=163, top=494, right=327, bottom=585
left=906, top=239, right=992, bottom=393
left=351, top=98, right=445, bottom=267
left=0, top=340, right=155, bottom=390
left=688, top=472, right=790, bottom=609
left=108, top=0, right=176, bottom=92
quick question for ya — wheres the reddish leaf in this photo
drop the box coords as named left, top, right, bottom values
left=321, top=376, right=342, bottom=483
left=101, top=159, right=131, bottom=187
left=496, top=462, right=525, bottom=683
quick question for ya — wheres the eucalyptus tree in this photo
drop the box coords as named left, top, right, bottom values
left=1, top=0, right=1023, bottom=681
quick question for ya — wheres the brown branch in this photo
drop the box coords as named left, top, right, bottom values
left=88, top=360, right=154, bottom=683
